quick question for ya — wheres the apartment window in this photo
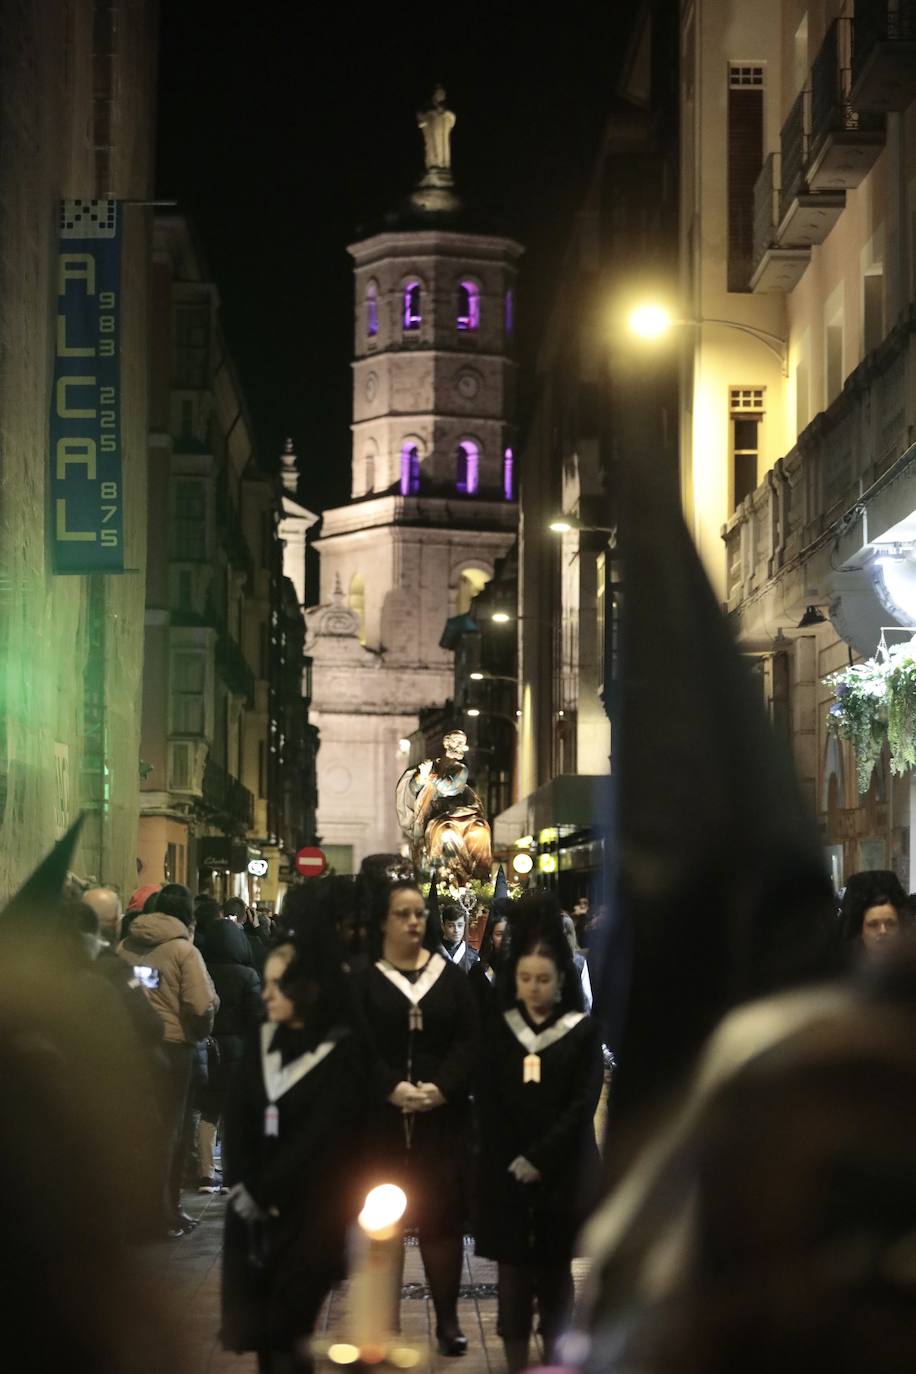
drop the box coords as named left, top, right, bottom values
left=171, top=651, right=206, bottom=735
left=727, top=64, right=764, bottom=292
left=730, top=386, right=764, bottom=511
left=165, top=842, right=178, bottom=883
left=173, top=304, right=210, bottom=388
left=863, top=270, right=884, bottom=354
left=171, top=478, right=206, bottom=560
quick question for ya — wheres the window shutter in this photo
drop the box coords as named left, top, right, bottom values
left=727, top=67, right=764, bottom=292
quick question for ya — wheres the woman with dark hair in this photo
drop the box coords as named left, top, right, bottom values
left=840, top=869, right=909, bottom=959
left=474, top=894, right=604, bottom=1374
left=468, top=906, right=509, bottom=1012
left=225, top=894, right=271, bottom=974
left=352, top=878, right=478, bottom=1355
left=221, top=892, right=368, bottom=1374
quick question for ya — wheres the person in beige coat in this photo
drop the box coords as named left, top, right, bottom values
left=119, top=882, right=219, bottom=1236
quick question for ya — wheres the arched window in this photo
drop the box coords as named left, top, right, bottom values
left=456, top=567, right=490, bottom=615
left=364, top=453, right=375, bottom=493
left=348, top=573, right=366, bottom=644
left=400, top=444, right=421, bottom=496
left=403, top=281, right=421, bottom=331
left=502, top=447, right=514, bottom=500
left=366, top=281, right=379, bottom=338
left=455, top=441, right=479, bottom=495
left=456, top=280, right=480, bottom=331
left=504, top=288, right=514, bottom=337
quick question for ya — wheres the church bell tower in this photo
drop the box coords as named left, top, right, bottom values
left=305, top=89, right=522, bottom=872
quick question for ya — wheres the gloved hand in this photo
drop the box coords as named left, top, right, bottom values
left=508, top=1155, right=541, bottom=1184
left=388, top=1080, right=425, bottom=1112
left=414, top=1081, right=446, bottom=1111
left=230, top=1182, right=268, bottom=1222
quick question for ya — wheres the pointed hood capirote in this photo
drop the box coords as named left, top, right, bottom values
left=593, top=452, right=835, bottom=1122
left=0, top=814, right=84, bottom=929
left=493, top=864, right=509, bottom=905
left=424, top=877, right=445, bottom=952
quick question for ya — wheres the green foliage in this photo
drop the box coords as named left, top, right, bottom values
left=824, top=637, right=916, bottom=793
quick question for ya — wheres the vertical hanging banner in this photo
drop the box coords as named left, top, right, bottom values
left=50, top=199, right=124, bottom=573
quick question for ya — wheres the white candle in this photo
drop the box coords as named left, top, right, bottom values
left=349, top=1184, right=408, bottom=1349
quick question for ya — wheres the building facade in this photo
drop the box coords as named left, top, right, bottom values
left=139, top=217, right=316, bottom=906
left=678, top=0, right=916, bottom=886
left=306, top=96, right=520, bottom=873
left=0, top=0, right=158, bottom=899
left=495, top=1, right=680, bottom=900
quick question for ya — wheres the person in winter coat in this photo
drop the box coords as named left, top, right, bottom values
left=474, top=895, right=604, bottom=1374
left=225, top=895, right=271, bottom=974
left=352, top=878, right=478, bottom=1356
left=118, top=882, right=219, bottom=1237
left=198, top=917, right=262, bottom=1192
left=221, top=907, right=369, bottom=1374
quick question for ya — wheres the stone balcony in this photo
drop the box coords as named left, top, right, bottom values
left=723, top=313, right=916, bottom=613
left=851, top=0, right=916, bottom=111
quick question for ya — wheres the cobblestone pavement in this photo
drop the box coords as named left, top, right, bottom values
left=136, top=1192, right=590, bottom=1374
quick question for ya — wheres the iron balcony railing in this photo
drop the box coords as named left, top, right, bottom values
left=779, top=88, right=809, bottom=223
left=854, top=0, right=916, bottom=83
left=811, top=18, right=884, bottom=146
left=202, top=755, right=254, bottom=829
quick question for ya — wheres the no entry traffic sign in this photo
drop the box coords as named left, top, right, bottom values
left=295, top=846, right=328, bottom=877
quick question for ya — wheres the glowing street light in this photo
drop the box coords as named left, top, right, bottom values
left=548, top=515, right=614, bottom=536
left=628, top=303, right=673, bottom=339
left=491, top=610, right=511, bottom=624
left=465, top=707, right=481, bottom=717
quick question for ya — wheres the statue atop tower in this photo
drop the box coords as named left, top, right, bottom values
left=410, top=85, right=462, bottom=215
left=417, top=85, right=456, bottom=172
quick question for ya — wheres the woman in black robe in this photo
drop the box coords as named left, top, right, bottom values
left=468, top=907, right=509, bottom=1013
left=352, top=878, right=478, bottom=1356
left=221, top=899, right=368, bottom=1374
left=474, top=896, right=604, bottom=1374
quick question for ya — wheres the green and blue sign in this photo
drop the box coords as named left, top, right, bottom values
left=50, top=199, right=124, bottom=573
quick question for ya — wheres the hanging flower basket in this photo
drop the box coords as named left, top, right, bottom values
left=824, top=635, right=916, bottom=793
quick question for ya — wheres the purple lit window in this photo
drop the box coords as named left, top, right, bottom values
left=503, top=447, right=514, bottom=501
left=456, top=441, right=479, bottom=495
left=504, top=289, right=514, bottom=337
left=457, top=280, right=480, bottom=331
left=366, top=282, right=378, bottom=337
left=400, top=444, right=421, bottom=495
left=403, top=281, right=421, bottom=331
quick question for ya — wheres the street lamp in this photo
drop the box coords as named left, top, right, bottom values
left=464, top=706, right=520, bottom=729
left=469, top=671, right=519, bottom=683
left=491, top=610, right=512, bottom=624
left=627, top=302, right=788, bottom=376
left=548, top=516, right=614, bottom=535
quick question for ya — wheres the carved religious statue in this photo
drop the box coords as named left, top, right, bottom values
left=417, top=85, right=456, bottom=172
left=395, top=728, right=493, bottom=887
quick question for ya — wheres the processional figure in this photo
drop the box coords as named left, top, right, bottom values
left=396, top=729, right=493, bottom=888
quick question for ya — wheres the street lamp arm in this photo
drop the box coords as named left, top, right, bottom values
left=684, top=317, right=788, bottom=375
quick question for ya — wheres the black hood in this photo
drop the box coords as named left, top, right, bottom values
left=204, top=918, right=252, bottom=967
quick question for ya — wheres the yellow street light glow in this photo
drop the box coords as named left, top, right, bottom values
left=514, top=834, right=535, bottom=848
left=539, top=853, right=558, bottom=874
left=358, top=1184, right=407, bottom=1241
left=328, top=1346, right=361, bottom=1365
left=469, top=671, right=484, bottom=680
left=491, top=611, right=511, bottom=623
left=512, top=852, right=534, bottom=875
left=549, top=519, right=573, bottom=534
left=628, top=304, right=673, bottom=339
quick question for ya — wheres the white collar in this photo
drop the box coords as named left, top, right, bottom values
left=504, top=1008, right=585, bottom=1055
left=375, top=951, right=446, bottom=1004
left=260, top=1022, right=341, bottom=1104
left=447, top=941, right=467, bottom=966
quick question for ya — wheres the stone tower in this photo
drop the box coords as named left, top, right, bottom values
left=305, top=90, right=521, bottom=872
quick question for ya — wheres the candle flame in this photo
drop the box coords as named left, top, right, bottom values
left=358, top=1183, right=407, bottom=1239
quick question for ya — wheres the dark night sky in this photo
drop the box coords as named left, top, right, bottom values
left=156, top=2, right=633, bottom=514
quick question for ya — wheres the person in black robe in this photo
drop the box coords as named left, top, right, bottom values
left=221, top=899, right=368, bottom=1374
left=352, top=878, right=478, bottom=1356
left=468, top=907, right=509, bottom=1013
left=474, top=895, right=604, bottom=1374
left=441, top=903, right=480, bottom=975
